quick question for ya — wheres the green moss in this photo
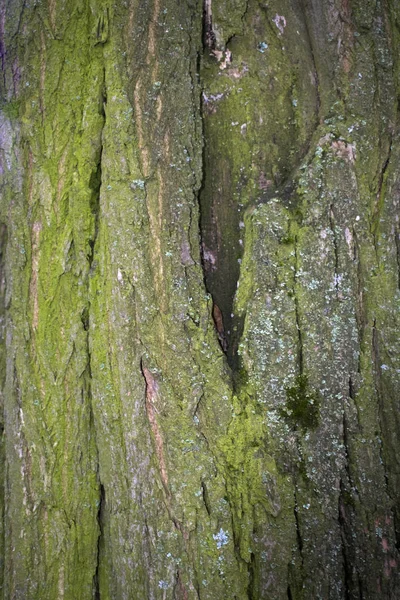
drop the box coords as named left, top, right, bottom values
left=280, top=374, right=320, bottom=430
left=1, top=99, right=21, bottom=119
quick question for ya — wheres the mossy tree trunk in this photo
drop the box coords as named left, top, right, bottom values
left=0, top=0, right=399, bottom=598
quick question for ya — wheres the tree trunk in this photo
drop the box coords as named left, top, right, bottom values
left=0, top=0, right=399, bottom=598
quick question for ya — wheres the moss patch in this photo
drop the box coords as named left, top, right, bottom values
left=280, top=374, right=320, bottom=430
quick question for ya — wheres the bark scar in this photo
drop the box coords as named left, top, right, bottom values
left=141, top=361, right=169, bottom=489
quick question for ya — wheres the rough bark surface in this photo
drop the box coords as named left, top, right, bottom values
left=0, top=0, right=399, bottom=599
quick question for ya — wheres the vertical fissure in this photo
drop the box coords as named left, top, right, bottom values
left=293, top=235, right=304, bottom=374
left=293, top=488, right=304, bottom=565
left=371, top=140, right=392, bottom=260
left=0, top=223, right=7, bottom=597
left=88, top=63, right=107, bottom=599
left=94, top=483, right=105, bottom=600
left=246, top=549, right=256, bottom=600
left=299, top=0, right=321, bottom=124
left=395, top=224, right=400, bottom=290
left=329, top=204, right=340, bottom=298
left=338, top=478, right=352, bottom=600
left=352, top=228, right=366, bottom=375
left=198, top=0, right=244, bottom=368
left=201, top=481, right=211, bottom=516
left=88, top=66, right=106, bottom=269
left=338, top=405, right=359, bottom=600
left=375, top=140, right=392, bottom=206
left=203, top=0, right=215, bottom=50
left=371, top=320, right=390, bottom=491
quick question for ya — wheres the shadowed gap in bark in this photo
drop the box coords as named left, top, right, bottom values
left=198, top=0, right=243, bottom=368
left=0, top=223, right=7, bottom=596
left=94, top=483, right=105, bottom=600
left=88, top=65, right=106, bottom=599
left=88, top=67, right=106, bottom=269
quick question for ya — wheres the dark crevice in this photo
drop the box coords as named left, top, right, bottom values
left=81, top=306, right=89, bottom=332
left=329, top=204, right=340, bottom=299
left=94, top=483, right=105, bottom=600
left=0, top=222, right=7, bottom=321
left=247, top=550, right=256, bottom=600
left=394, top=512, right=400, bottom=553
left=352, top=226, right=358, bottom=263
left=358, top=577, right=364, bottom=600
left=201, top=481, right=211, bottom=516
left=348, top=376, right=355, bottom=401
left=371, top=320, right=391, bottom=493
left=293, top=485, right=304, bottom=570
left=198, top=141, right=238, bottom=367
left=299, top=0, right=321, bottom=124
left=89, top=66, right=107, bottom=600
left=0, top=222, right=7, bottom=597
left=348, top=376, right=362, bottom=434
left=395, top=224, right=400, bottom=290
left=173, top=569, right=191, bottom=600
left=342, top=406, right=357, bottom=497
left=352, top=227, right=365, bottom=374
left=198, top=7, right=240, bottom=368
left=371, top=139, right=392, bottom=261
left=338, top=479, right=352, bottom=600
left=229, top=506, right=243, bottom=563
left=192, top=392, right=204, bottom=419
left=293, top=235, right=304, bottom=374
left=342, top=391, right=353, bottom=592
left=202, top=0, right=216, bottom=50
left=339, top=467, right=364, bottom=599
left=95, top=7, right=109, bottom=46
left=240, top=0, right=250, bottom=30
left=375, top=140, right=392, bottom=202
left=211, top=301, right=227, bottom=352
left=88, top=68, right=106, bottom=270
left=294, top=505, right=304, bottom=559
left=193, top=575, right=202, bottom=600
left=87, top=306, right=103, bottom=600
left=339, top=406, right=362, bottom=600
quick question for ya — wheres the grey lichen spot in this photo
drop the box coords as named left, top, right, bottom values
left=273, top=15, right=286, bottom=35
left=257, top=41, right=268, bottom=53
left=213, top=528, right=229, bottom=549
left=131, top=179, right=145, bottom=190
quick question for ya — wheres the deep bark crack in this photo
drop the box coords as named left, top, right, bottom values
left=94, top=483, right=105, bottom=600
left=395, top=224, right=400, bottom=290
left=293, top=235, right=304, bottom=374
left=88, top=64, right=107, bottom=600
left=371, top=139, right=392, bottom=261
left=338, top=406, right=363, bottom=600
left=371, top=320, right=390, bottom=493
left=293, top=487, right=304, bottom=565
left=203, top=0, right=216, bottom=50
left=338, top=478, right=352, bottom=600
left=88, top=67, right=106, bottom=270
left=198, top=8, right=237, bottom=364
left=329, top=204, right=340, bottom=299
left=299, top=0, right=321, bottom=124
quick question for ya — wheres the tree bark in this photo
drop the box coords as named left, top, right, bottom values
left=0, top=0, right=399, bottom=598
